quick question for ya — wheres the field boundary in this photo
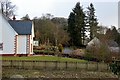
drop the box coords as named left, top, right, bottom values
left=2, top=60, right=110, bottom=71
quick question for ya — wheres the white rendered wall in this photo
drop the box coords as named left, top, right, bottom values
left=0, top=12, right=2, bottom=42
left=0, top=11, right=2, bottom=53
left=17, top=35, right=27, bottom=54
left=2, top=16, right=16, bottom=54
left=30, top=22, right=35, bottom=54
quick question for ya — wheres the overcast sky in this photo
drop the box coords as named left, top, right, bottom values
left=10, top=0, right=119, bottom=28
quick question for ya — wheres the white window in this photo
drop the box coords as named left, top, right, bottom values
left=0, top=43, right=3, bottom=50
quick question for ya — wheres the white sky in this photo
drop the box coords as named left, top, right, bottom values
left=10, top=0, right=119, bottom=28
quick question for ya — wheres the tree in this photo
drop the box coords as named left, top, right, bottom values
left=21, top=14, right=30, bottom=20
left=68, top=12, right=75, bottom=46
left=41, top=13, right=54, bottom=20
left=87, top=3, right=98, bottom=40
left=116, top=33, right=120, bottom=47
left=110, top=27, right=120, bottom=51
left=109, top=61, right=120, bottom=79
left=33, top=15, right=70, bottom=46
left=56, top=27, right=70, bottom=45
left=35, top=30, right=41, bottom=40
left=112, top=26, right=119, bottom=41
left=68, top=2, right=86, bottom=47
left=51, top=17, right=68, bottom=30
left=105, top=28, right=113, bottom=40
left=51, top=17, right=69, bottom=45
left=1, top=0, right=16, bottom=17
left=85, top=36, right=111, bottom=62
left=105, top=26, right=119, bottom=41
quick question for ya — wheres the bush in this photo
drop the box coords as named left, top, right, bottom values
left=109, top=60, right=120, bottom=78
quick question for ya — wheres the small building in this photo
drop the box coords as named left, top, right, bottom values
left=107, top=40, right=120, bottom=53
left=33, top=40, right=39, bottom=46
left=87, top=37, right=120, bottom=53
left=0, top=7, right=34, bottom=56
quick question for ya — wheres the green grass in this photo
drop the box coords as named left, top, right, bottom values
left=2, top=56, right=87, bottom=62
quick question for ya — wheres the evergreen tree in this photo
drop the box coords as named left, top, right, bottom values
left=68, top=12, right=75, bottom=46
left=112, top=26, right=119, bottom=40
left=106, top=26, right=119, bottom=41
left=68, top=2, right=86, bottom=47
left=87, top=3, right=98, bottom=40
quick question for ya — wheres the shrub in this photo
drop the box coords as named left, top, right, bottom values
left=109, top=60, right=120, bottom=78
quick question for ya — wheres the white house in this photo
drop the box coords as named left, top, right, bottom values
left=0, top=7, right=34, bottom=56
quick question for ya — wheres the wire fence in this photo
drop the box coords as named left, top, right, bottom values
left=2, top=60, right=110, bottom=71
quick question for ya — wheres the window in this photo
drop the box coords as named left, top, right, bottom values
left=0, top=43, right=3, bottom=50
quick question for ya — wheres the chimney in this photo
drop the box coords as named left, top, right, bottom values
left=13, top=15, right=16, bottom=20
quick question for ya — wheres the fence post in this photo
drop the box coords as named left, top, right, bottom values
left=32, top=61, right=35, bottom=69
left=96, top=62, right=99, bottom=71
left=65, top=62, right=68, bottom=70
left=75, top=62, right=77, bottom=70
left=22, top=60, right=24, bottom=69
left=58, top=61, right=60, bottom=70
left=86, top=62, right=88, bottom=70
left=18, top=61, right=20, bottom=69
left=10, top=60, right=13, bottom=68
left=107, top=63, right=109, bottom=71
left=55, top=61, right=58, bottom=70
left=44, top=61, right=46, bottom=70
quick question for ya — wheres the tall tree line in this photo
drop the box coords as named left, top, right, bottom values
left=32, top=14, right=69, bottom=46
left=67, top=2, right=98, bottom=47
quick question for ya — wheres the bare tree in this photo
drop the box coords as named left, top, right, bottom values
left=21, top=14, right=30, bottom=20
left=1, top=0, right=16, bottom=17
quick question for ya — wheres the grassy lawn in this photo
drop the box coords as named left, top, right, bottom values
left=2, top=56, right=87, bottom=62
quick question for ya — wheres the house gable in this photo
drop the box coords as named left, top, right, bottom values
left=1, top=14, right=17, bottom=54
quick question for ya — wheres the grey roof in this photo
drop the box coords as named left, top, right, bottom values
left=87, top=37, right=119, bottom=47
left=107, top=40, right=119, bottom=47
left=8, top=20, right=32, bottom=35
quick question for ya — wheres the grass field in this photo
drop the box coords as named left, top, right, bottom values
left=2, top=68, right=117, bottom=78
left=2, top=56, right=87, bottom=62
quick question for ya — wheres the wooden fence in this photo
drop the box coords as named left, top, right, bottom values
left=2, top=60, right=110, bottom=71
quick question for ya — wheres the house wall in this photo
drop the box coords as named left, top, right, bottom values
left=109, top=47, right=120, bottom=53
left=29, top=22, right=34, bottom=54
left=0, top=11, right=2, bottom=53
left=17, top=35, right=33, bottom=55
left=30, top=35, right=33, bottom=54
left=2, top=15, right=17, bottom=54
left=17, top=35, right=27, bottom=54
left=0, top=12, right=2, bottom=42
left=0, top=11, right=34, bottom=56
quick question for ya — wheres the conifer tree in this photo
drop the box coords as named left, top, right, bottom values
left=68, top=2, right=86, bottom=47
left=87, top=3, right=98, bottom=40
